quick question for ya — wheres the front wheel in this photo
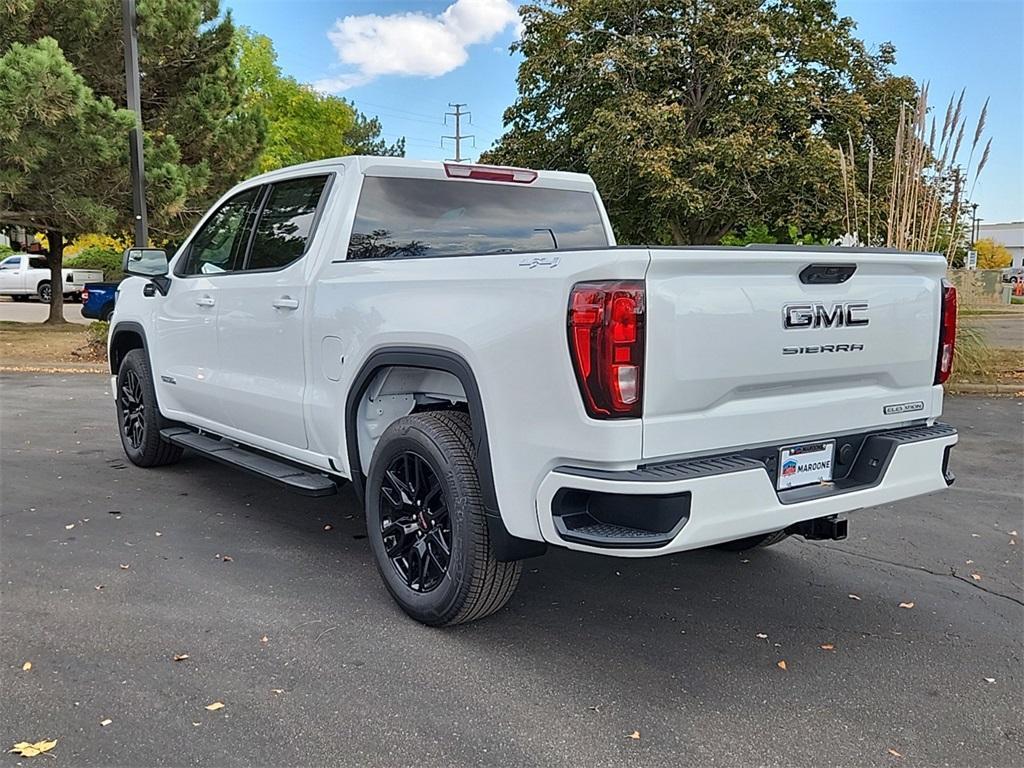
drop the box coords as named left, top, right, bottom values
left=115, top=349, right=182, bottom=467
left=365, top=411, right=521, bottom=626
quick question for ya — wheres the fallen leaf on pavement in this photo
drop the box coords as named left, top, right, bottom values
left=222, top=555, right=233, bottom=562
left=627, top=730, right=640, bottom=740
left=22, top=661, right=31, bottom=671
left=64, top=524, right=75, bottom=530
left=970, top=573, right=982, bottom=581
left=966, top=559, right=974, bottom=564
left=898, top=602, right=915, bottom=609
left=984, top=677, right=996, bottom=684
left=100, top=719, right=112, bottom=727
left=172, top=654, right=189, bottom=662
left=777, top=660, right=788, bottom=670
left=9, top=739, right=57, bottom=757
left=260, top=635, right=269, bottom=644
left=204, top=701, right=225, bottom=711
left=1010, top=530, right=1019, bottom=537
left=755, top=633, right=768, bottom=640
left=819, top=644, right=835, bottom=651
left=155, top=531, right=162, bottom=536
left=323, top=524, right=333, bottom=531
left=119, top=564, right=130, bottom=570
left=887, top=748, right=903, bottom=758
left=95, top=585, right=105, bottom=590
left=848, top=594, right=861, bottom=600
left=271, top=688, right=284, bottom=695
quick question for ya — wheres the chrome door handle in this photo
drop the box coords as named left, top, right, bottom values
left=272, top=297, right=299, bottom=310
left=194, top=296, right=216, bottom=307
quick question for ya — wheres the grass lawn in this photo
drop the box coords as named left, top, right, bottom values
left=0, top=321, right=107, bottom=372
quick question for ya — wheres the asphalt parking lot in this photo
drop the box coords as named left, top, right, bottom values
left=0, top=297, right=90, bottom=324
left=1, top=374, right=1021, bottom=768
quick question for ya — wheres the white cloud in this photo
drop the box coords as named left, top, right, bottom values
left=314, top=0, right=519, bottom=93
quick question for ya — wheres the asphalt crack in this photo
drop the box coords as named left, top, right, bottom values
left=796, top=539, right=1024, bottom=608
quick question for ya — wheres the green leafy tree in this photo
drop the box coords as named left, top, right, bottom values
left=1, top=0, right=264, bottom=322
left=0, top=37, right=135, bottom=322
left=238, top=30, right=404, bottom=173
left=485, top=0, right=916, bottom=246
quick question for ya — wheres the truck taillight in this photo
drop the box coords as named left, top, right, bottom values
left=568, top=281, right=645, bottom=418
left=81, top=289, right=88, bottom=302
left=935, top=279, right=957, bottom=384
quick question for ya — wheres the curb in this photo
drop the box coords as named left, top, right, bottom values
left=0, top=364, right=107, bottom=374
left=947, top=383, right=1023, bottom=395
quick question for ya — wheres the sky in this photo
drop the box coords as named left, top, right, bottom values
left=229, top=0, right=1024, bottom=224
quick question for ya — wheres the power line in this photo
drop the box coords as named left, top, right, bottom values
left=442, top=103, right=474, bottom=162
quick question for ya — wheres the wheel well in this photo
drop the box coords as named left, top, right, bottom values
left=354, top=365, right=468, bottom=473
left=109, top=327, right=145, bottom=374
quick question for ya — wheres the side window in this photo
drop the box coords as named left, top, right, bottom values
left=29, top=257, right=49, bottom=270
left=179, top=187, right=261, bottom=276
left=246, top=175, right=328, bottom=271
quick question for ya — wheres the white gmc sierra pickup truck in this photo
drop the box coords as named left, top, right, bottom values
left=0, top=253, right=103, bottom=303
left=109, top=156, right=958, bottom=626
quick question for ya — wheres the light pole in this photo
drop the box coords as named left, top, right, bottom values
left=122, top=0, right=148, bottom=246
left=970, top=202, right=979, bottom=246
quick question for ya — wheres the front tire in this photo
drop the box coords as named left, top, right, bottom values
left=115, top=349, right=182, bottom=467
left=366, top=411, right=521, bottom=626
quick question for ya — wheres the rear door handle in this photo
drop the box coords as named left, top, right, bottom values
left=272, top=296, right=300, bottom=310
left=194, top=295, right=216, bottom=307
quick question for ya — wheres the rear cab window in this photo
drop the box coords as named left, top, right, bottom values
left=246, top=175, right=329, bottom=271
left=346, top=176, right=609, bottom=260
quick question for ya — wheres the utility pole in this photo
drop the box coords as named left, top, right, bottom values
left=443, top=103, right=474, bottom=162
left=122, top=0, right=148, bottom=246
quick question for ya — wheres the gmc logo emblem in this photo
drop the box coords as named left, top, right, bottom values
left=783, top=302, right=869, bottom=329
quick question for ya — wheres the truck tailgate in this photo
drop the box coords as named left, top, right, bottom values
left=642, top=248, right=947, bottom=460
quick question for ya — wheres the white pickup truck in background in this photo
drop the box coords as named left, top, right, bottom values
left=0, top=253, right=103, bottom=303
left=108, top=156, right=959, bottom=626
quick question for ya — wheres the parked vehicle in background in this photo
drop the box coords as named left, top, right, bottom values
left=80, top=282, right=119, bottom=321
left=0, top=253, right=103, bottom=303
left=108, top=156, right=959, bottom=626
left=1000, top=266, right=1023, bottom=283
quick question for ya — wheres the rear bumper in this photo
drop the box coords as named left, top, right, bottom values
left=536, top=423, right=957, bottom=557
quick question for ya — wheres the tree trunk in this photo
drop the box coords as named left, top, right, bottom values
left=46, top=229, right=66, bottom=325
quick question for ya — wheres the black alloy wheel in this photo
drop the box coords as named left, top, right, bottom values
left=114, top=349, right=182, bottom=467
left=379, top=451, right=453, bottom=593
left=365, top=410, right=521, bottom=626
left=120, top=368, right=146, bottom=450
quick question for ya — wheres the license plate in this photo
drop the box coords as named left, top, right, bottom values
left=777, top=440, right=835, bottom=490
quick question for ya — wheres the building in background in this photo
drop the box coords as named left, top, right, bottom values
left=978, top=221, right=1024, bottom=268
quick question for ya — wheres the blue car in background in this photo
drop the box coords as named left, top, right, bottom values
left=81, top=282, right=119, bottom=321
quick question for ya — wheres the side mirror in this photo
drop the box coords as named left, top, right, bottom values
left=123, top=247, right=168, bottom=277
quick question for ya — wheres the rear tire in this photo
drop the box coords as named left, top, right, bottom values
left=365, top=410, right=521, bottom=626
left=101, top=304, right=114, bottom=322
left=715, top=530, right=790, bottom=551
left=115, top=349, right=183, bottom=467
left=37, top=282, right=51, bottom=303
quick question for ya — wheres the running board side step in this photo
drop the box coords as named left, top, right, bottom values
left=160, top=428, right=338, bottom=497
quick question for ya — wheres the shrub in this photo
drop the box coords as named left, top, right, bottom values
left=65, top=246, right=124, bottom=281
